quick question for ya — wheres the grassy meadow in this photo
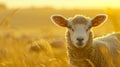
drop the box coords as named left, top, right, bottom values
left=0, top=7, right=120, bottom=67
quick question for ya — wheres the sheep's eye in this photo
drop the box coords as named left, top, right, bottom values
left=68, top=26, right=74, bottom=32
left=71, top=28, right=74, bottom=31
left=86, top=28, right=89, bottom=32
left=86, top=26, right=91, bottom=32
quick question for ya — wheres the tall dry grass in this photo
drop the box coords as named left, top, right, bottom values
left=0, top=9, right=68, bottom=67
left=0, top=32, right=68, bottom=67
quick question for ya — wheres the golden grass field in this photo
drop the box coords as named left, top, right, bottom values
left=0, top=7, right=120, bottom=67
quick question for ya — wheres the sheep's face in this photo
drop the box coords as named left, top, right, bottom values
left=51, top=14, right=107, bottom=48
left=67, top=16, right=91, bottom=48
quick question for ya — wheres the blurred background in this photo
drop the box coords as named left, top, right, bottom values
left=0, top=0, right=120, bottom=67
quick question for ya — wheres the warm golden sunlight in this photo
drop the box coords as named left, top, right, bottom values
left=0, top=0, right=120, bottom=67
left=0, top=0, right=120, bottom=9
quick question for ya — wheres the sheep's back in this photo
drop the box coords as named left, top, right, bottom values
left=93, top=33, right=120, bottom=67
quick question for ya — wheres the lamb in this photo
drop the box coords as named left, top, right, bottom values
left=51, top=14, right=120, bottom=67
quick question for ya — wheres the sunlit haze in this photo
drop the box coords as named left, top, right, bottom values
left=0, top=0, right=120, bottom=9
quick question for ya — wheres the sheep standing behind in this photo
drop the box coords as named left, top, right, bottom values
left=51, top=14, right=120, bottom=67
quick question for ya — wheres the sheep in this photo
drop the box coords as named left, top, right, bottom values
left=51, top=14, right=120, bottom=67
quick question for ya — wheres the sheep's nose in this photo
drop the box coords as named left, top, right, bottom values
left=77, top=38, right=84, bottom=42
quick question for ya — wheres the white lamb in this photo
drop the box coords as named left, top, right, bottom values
left=51, top=14, right=120, bottom=67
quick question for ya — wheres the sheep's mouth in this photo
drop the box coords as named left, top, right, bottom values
left=76, top=42, right=84, bottom=46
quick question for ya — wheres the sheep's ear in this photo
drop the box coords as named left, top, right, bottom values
left=51, top=15, right=68, bottom=27
left=91, top=14, right=107, bottom=27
